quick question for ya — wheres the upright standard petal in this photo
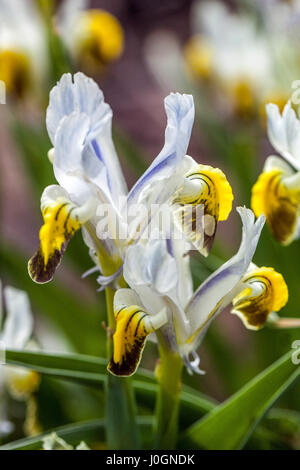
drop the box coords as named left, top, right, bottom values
left=231, top=266, right=288, bottom=330
left=108, top=289, right=167, bottom=376
left=266, top=102, right=300, bottom=171
left=1, top=286, right=33, bottom=349
left=127, top=92, right=195, bottom=205
left=47, top=73, right=127, bottom=201
left=185, top=207, right=265, bottom=348
left=28, top=185, right=95, bottom=283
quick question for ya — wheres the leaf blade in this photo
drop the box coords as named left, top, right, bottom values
left=181, top=351, right=300, bottom=450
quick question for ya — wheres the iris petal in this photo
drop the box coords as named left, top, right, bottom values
left=251, top=168, right=300, bottom=245
left=173, top=164, right=233, bottom=255
left=108, top=289, right=167, bottom=376
left=28, top=186, right=95, bottom=284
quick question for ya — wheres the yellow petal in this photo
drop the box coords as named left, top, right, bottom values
left=108, top=304, right=166, bottom=376
left=184, top=35, right=214, bottom=80
left=76, top=9, right=124, bottom=68
left=28, top=201, right=81, bottom=284
left=6, top=368, right=40, bottom=400
left=0, top=49, right=31, bottom=98
left=251, top=169, right=300, bottom=245
left=173, top=164, right=233, bottom=255
left=231, top=266, right=288, bottom=330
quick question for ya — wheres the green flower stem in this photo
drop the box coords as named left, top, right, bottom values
left=104, top=285, right=141, bottom=450
left=85, top=222, right=141, bottom=450
left=154, top=333, right=183, bottom=449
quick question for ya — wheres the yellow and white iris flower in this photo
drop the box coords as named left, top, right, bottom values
left=107, top=207, right=288, bottom=377
left=56, top=0, right=124, bottom=71
left=252, top=101, right=300, bottom=244
left=0, top=0, right=48, bottom=99
left=0, top=284, right=40, bottom=438
left=145, top=1, right=289, bottom=118
left=29, top=72, right=233, bottom=288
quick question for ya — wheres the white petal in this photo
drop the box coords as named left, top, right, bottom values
left=53, top=112, right=108, bottom=205
left=123, top=238, right=191, bottom=343
left=56, top=0, right=87, bottom=52
left=114, top=288, right=142, bottom=311
left=263, top=155, right=295, bottom=175
left=127, top=93, right=195, bottom=206
left=185, top=207, right=265, bottom=345
left=266, top=102, right=300, bottom=170
left=2, top=286, right=33, bottom=350
left=48, top=73, right=127, bottom=201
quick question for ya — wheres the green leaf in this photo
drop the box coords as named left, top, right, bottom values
left=181, top=351, right=300, bottom=450
left=0, top=417, right=153, bottom=450
left=5, top=349, right=215, bottom=426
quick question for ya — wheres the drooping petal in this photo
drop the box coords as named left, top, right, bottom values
left=108, top=289, right=167, bottom=376
left=185, top=207, right=265, bottom=348
left=1, top=286, right=33, bottom=349
left=172, top=162, right=233, bottom=255
left=127, top=92, right=195, bottom=206
left=251, top=158, right=300, bottom=245
left=48, top=73, right=127, bottom=202
left=28, top=185, right=95, bottom=283
left=231, top=266, right=288, bottom=330
left=266, top=102, right=300, bottom=170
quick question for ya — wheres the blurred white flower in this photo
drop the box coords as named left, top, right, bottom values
left=252, top=101, right=300, bottom=244
left=0, top=0, right=48, bottom=98
left=0, top=283, right=39, bottom=438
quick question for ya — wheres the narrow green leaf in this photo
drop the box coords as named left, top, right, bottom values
left=5, top=349, right=215, bottom=425
left=181, top=351, right=300, bottom=450
left=0, top=417, right=153, bottom=450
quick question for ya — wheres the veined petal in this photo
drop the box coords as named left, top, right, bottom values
left=48, top=73, right=127, bottom=201
left=53, top=112, right=109, bottom=203
left=128, top=92, right=195, bottom=205
left=172, top=163, right=233, bottom=255
left=47, top=72, right=110, bottom=144
left=266, top=101, right=300, bottom=170
left=108, top=289, right=167, bottom=376
left=251, top=163, right=300, bottom=245
left=124, top=239, right=191, bottom=345
left=1, top=286, right=33, bottom=349
left=185, top=207, right=265, bottom=348
left=28, top=185, right=95, bottom=283
left=231, top=266, right=288, bottom=330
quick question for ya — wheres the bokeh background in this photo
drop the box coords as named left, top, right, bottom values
left=0, top=0, right=299, bottom=449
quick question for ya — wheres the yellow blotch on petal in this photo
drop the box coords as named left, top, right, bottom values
left=173, top=164, right=233, bottom=255
left=28, top=202, right=81, bottom=284
left=251, top=169, right=300, bottom=245
left=232, top=266, right=288, bottom=330
left=0, top=49, right=31, bottom=98
left=108, top=304, right=166, bottom=376
left=227, top=79, right=255, bottom=118
left=6, top=368, right=40, bottom=400
left=184, top=35, right=214, bottom=81
left=259, top=92, right=289, bottom=128
left=76, top=10, right=124, bottom=69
